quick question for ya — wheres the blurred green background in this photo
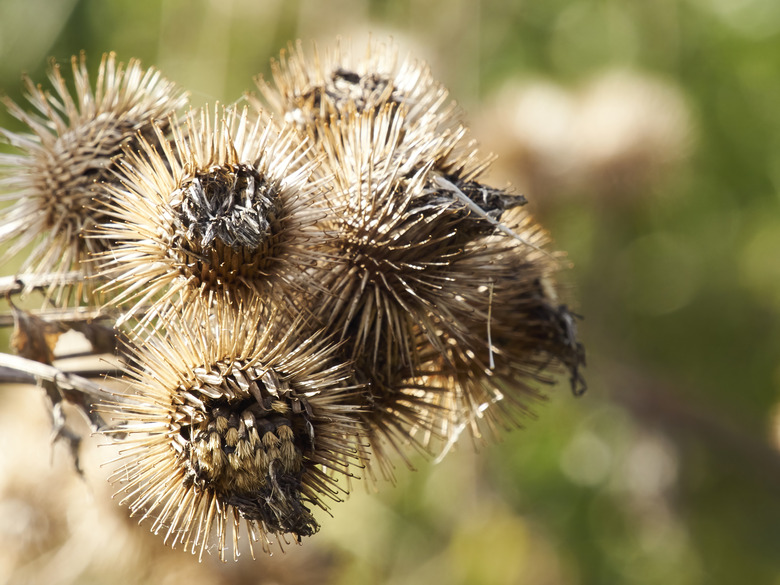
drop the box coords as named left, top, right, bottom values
left=1, top=0, right=779, bottom=583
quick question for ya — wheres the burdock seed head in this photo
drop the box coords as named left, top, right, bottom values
left=256, top=38, right=450, bottom=132
left=312, top=104, right=474, bottom=375
left=254, top=38, right=526, bottom=241
left=97, top=104, right=325, bottom=324
left=302, top=105, right=511, bottom=478
left=102, top=299, right=364, bottom=560
left=419, top=209, right=586, bottom=450
left=253, top=38, right=494, bottom=178
left=0, top=52, right=188, bottom=303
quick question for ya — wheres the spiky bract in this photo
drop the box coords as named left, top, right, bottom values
left=102, top=299, right=364, bottom=560
left=97, top=104, right=326, bottom=325
left=0, top=52, right=188, bottom=302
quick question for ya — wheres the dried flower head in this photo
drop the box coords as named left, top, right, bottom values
left=254, top=39, right=497, bottom=180
left=0, top=52, right=188, bottom=302
left=255, top=38, right=531, bottom=255
left=97, top=104, right=325, bottom=324
left=257, top=39, right=448, bottom=131
left=102, top=299, right=364, bottom=560
left=313, top=106, right=465, bottom=373
left=420, top=210, right=586, bottom=450
left=299, top=105, right=522, bottom=477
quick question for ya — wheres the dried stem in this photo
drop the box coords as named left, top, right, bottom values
left=0, top=352, right=113, bottom=432
left=0, top=271, right=86, bottom=297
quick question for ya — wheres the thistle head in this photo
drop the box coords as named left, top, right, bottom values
left=0, top=52, right=188, bottom=303
left=102, top=300, right=364, bottom=560
left=97, top=104, right=325, bottom=324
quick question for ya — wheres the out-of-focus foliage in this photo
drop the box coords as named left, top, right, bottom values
left=1, top=0, right=779, bottom=583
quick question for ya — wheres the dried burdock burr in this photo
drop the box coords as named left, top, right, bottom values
left=96, top=104, right=326, bottom=325
left=0, top=38, right=587, bottom=561
left=312, top=105, right=468, bottom=376
left=303, top=104, right=512, bottom=478
left=0, top=52, right=188, bottom=303
left=101, top=298, right=364, bottom=560
left=308, top=101, right=580, bottom=463
left=254, top=39, right=494, bottom=179
left=256, top=39, right=451, bottom=135
left=419, top=209, right=586, bottom=451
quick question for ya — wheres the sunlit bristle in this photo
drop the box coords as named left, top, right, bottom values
left=95, top=103, right=328, bottom=325
left=101, top=298, right=364, bottom=560
left=0, top=52, right=188, bottom=304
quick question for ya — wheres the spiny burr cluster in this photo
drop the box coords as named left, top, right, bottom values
left=0, top=41, right=585, bottom=560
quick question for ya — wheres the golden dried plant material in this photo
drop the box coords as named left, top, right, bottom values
left=101, top=299, right=364, bottom=560
left=254, top=38, right=530, bottom=252
left=312, top=106, right=476, bottom=374
left=96, top=104, right=327, bottom=325
left=301, top=106, right=521, bottom=477
left=0, top=52, right=189, bottom=303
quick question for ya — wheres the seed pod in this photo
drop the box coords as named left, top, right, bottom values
left=101, top=299, right=364, bottom=560
left=96, top=104, right=326, bottom=325
left=302, top=105, right=509, bottom=477
left=0, top=52, right=188, bottom=303
left=420, top=210, right=586, bottom=451
left=254, top=39, right=497, bottom=180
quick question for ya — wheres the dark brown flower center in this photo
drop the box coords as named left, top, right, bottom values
left=179, top=386, right=318, bottom=537
left=170, top=164, right=283, bottom=290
